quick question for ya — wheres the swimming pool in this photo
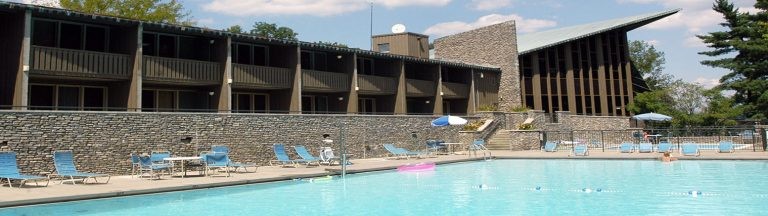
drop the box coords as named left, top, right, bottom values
left=2, top=159, right=768, bottom=215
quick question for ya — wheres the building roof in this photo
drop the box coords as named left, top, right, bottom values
left=517, top=9, right=680, bottom=55
left=0, top=1, right=500, bottom=71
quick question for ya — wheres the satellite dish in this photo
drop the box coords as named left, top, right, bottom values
left=391, top=24, right=406, bottom=33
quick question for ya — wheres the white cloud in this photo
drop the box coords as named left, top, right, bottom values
left=694, top=77, right=720, bottom=89
left=202, top=0, right=450, bottom=17
left=424, top=13, right=556, bottom=38
left=469, top=0, right=512, bottom=11
left=683, top=36, right=705, bottom=48
left=646, top=39, right=660, bottom=46
left=643, top=10, right=723, bottom=33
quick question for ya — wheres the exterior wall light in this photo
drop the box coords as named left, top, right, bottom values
left=209, top=91, right=214, bottom=96
left=338, top=97, right=344, bottom=101
left=425, top=100, right=430, bottom=104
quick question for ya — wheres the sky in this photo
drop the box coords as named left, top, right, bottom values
left=18, top=0, right=760, bottom=88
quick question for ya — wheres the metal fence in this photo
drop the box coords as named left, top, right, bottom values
left=542, top=127, right=766, bottom=152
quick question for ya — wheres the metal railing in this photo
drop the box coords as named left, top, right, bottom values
left=542, top=127, right=766, bottom=152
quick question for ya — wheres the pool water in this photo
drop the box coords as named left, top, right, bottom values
left=2, top=159, right=768, bottom=216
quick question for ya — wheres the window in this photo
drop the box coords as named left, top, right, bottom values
left=236, top=44, right=252, bottom=64
left=142, top=33, right=157, bottom=56
left=29, top=85, right=54, bottom=110
left=301, top=95, right=328, bottom=114
left=378, top=43, right=390, bottom=53
left=32, top=20, right=57, bottom=47
left=59, top=23, right=83, bottom=50
left=358, top=98, right=375, bottom=114
left=141, top=90, right=156, bottom=111
left=84, top=26, right=107, bottom=52
left=253, top=45, right=268, bottom=66
left=157, top=90, right=176, bottom=111
left=158, top=35, right=176, bottom=58
left=57, top=86, right=80, bottom=110
left=357, top=58, right=374, bottom=75
left=29, top=84, right=106, bottom=110
left=300, top=51, right=328, bottom=71
left=233, top=93, right=269, bottom=113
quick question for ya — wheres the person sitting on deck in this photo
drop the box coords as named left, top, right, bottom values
left=660, top=152, right=677, bottom=163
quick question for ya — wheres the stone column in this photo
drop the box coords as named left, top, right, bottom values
left=433, top=65, right=443, bottom=115
left=214, top=37, right=232, bottom=113
left=127, top=24, right=143, bottom=112
left=466, top=69, right=477, bottom=115
left=12, top=9, right=31, bottom=110
left=289, top=46, right=302, bottom=114
left=345, top=53, right=358, bottom=114
left=394, top=60, right=407, bottom=115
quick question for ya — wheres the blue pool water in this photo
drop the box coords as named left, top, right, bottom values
left=3, top=159, right=768, bottom=216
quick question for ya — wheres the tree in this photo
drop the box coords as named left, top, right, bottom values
left=628, top=40, right=675, bottom=90
left=698, top=0, right=768, bottom=120
left=224, top=25, right=243, bottom=34
left=315, top=41, right=348, bottom=48
left=250, top=22, right=298, bottom=40
left=59, top=0, right=193, bottom=25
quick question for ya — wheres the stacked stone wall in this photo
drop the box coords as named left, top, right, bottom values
left=0, top=111, right=473, bottom=175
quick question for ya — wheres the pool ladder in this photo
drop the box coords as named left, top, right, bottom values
left=469, top=144, right=492, bottom=160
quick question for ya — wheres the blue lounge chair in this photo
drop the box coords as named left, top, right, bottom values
left=137, top=154, right=172, bottom=179
left=53, top=150, right=110, bottom=184
left=383, top=143, right=409, bottom=159
left=270, top=144, right=305, bottom=167
left=204, top=153, right=230, bottom=177
left=293, top=145, right=322, bottom=166
left=543, top=141, right=557, bottom=152
left=638, top=142, right=653, bottom=153
left=657, top=141, right=672, bottom=153
left=573, top=143, right=588, bottom=156
left=619, top=142, right=634, bottom=153
left=0, top=151, right=49, bottom=188
left=718, top=141, right=734, bottom=153
left=426, top=140, right=446, bottom=155
left=210, top=145, right=257, bottom=172
left=682, top=142, right=700, bottom=156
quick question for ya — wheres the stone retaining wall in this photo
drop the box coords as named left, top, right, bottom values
left=0, top=111, right=473, bottom=175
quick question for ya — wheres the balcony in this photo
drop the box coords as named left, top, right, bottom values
left=441, top=82, right=469, bottom=99
left=232, top=64, right=293, bottom=89
left=406, top=79, right=435, bottom=97
left=29, top=46, right=131, bottom=80
left=357, top=74, right=396, bottom=95
left=302, top=70, right=349, bottom=92
left=143, top=56, right=221, bottom=84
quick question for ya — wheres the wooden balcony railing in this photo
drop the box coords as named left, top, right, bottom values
left=302, top=69, right=349, bottom=92
left=143, top=56, right=221, bottom=84
left=29, top=46, right=131, bottom=79
left=406, top=79, right=435, bottom=97
left=232, top=64, right=292, bottom=89
left=442, top=82, right=469, bottom=98
left=357, top=74, right=396, bottom=94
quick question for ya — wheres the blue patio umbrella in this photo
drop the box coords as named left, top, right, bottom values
left=632, top=112, right=672, bottom=121
left=431, top=115, right=468, bottom=127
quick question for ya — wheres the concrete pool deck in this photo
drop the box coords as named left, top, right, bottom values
left=1, top=150, right=767, bottom=208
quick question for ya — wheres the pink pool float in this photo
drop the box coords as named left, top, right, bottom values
left=397, top=162, right=436, bottom=172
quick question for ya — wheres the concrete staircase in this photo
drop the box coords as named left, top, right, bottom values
left=486, top=130, right=512, bottom=150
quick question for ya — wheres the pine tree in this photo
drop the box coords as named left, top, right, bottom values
left=698, top=0, right=768, bottom=119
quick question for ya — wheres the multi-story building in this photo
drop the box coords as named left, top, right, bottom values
left=435, top=9, right=678, bottom=116
left=0, top=2, right=500, bottom=115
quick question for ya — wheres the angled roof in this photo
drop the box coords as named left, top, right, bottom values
left=518, top=9, right=680, bottom=55
left=0, top=1, right=500, bottom=71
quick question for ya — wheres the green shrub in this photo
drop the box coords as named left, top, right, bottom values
left=517, top=123, right=535, bottom=130
left=463, top=121, right=484, bottom=131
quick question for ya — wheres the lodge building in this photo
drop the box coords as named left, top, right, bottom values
left=0, top=2, right=501, bottom=115
left=0, top=1, right=677, bottom=116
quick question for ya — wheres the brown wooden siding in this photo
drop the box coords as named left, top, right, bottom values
left=357, top=74, right=396, bottom=95
left=232, top=64, right=292, bottom=89
left=519, top=30, right=633, bottom=116
left=301, top=69, right=349, bottom=92
left=29, top=46, right=131, bottom=79
left=142, top=56, right=221, bottom=84
left=406, top=79, right=435, bottom=97
left=477, top=72, right=499, bottom=107
left=441, top=82, right=468, bottom=98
